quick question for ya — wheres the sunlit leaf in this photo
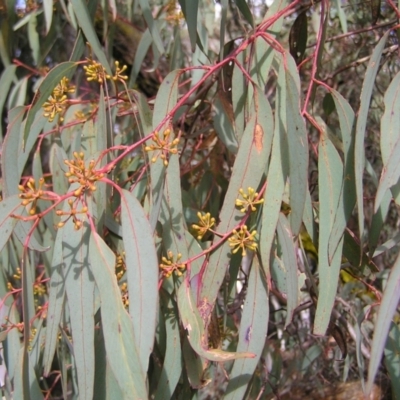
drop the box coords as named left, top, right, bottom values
left=354, top=31, right=389, bottom=245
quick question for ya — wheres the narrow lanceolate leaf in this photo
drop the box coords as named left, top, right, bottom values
left=2, top=106, right=26, bottom=196
left=225, top=259, right=268, bottom=400
left=89, top=232, right=147, bottom=399
left=375, top=136, right=400, bottom=211
left=138, top=0, right=164, bottom=54
left=121, top=189, right=158, bottom=373
left=289, top=11, right=308, bottom=64
left=214, top=93, right=238, bottom=154
left=23, top=62, right=77, bottom=146
left=354, top=31, right=389, bottom=244
left=178, top=278, right=255, bottom=362
left=384, top=323, right=400, bottom=398
left=200, top=90, right=273, bottom=316
left=276, top=214, right=299, bottom=327
left=62, top=220, right=95, bottom=400
left=70, top=0, right=111, bottom=74
left=0, top=195, right=20, bottom=253
left=179, top=0, right=199, bottom=52
left=378, top=70, right=400, bottom=208
left=285, top=54, right=308, bottom=236
left=43, top=231, right=65, bottom=375
left=314, top=130, right=344, bottom=335
left=259, top=60, right=287, bottom=279
left=43, top=0, right=53, bottom=33
left=159, top=154, right=190, bottom=263
left=328, top=90, right=356, bottom=262
left=154, top=291, right=182, bottom=400
left=0, top=64, right=17, bottom=138
left=94, top=87, right=108, bottom=231
left=234, top=0, right=254, bottom=27
left=366, top=251, right=400, bottom=395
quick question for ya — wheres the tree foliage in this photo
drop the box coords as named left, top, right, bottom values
left=0, top=0, right=399, bottom=398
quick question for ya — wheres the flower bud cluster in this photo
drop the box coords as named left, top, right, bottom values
left=160, top=251, right=186, bottom=278
left=42, top=77, right=75, bottom=122
left=145, top=128, right=180, bottom=166
left=18, top=177, right=46, bottom=215
left=84, top=59, right=128, bottom=84
left=192, top=212, right=215, bottom=240
left=56, top=198, right=88, bottom=230
left=228, top=225, right=258, bottom=257
left=64, top=152, right=104, bottom=197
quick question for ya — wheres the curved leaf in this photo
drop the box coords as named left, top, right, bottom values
left=178, top=277, right=255, bottom=362
left=366, top=251, right=400, bottom=395
left=354, top=31, right=389, bottom=244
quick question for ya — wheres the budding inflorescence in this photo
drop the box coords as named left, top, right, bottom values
left=84, top=59, right=128, bottom=84
left=18, top=177, right=48, bottom=215
left=192, top=212, right=215, bottom=240
left=84, top=58, right=107, bottom=84
left=228, top=225, right=258, bottom=257
left=106, top=61, right=128, bottom=82
left=56, top=198, right=88, bottom=230
left=160, top=251, right=186, bottom=278
left=144, top=128, right=179, bottom=166
left=235, top=187, right=264, bottom=213
left=42, top=77, right=75, bottom=123
left=114, top=253, right=129, bottom=307
left=64, top=152, right=104, bottom=197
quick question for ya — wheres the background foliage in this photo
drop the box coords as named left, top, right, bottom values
left=0, top=0, right=400, bottom=398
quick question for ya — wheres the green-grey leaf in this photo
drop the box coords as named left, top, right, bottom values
left=89, top=232, right=147, bottom=399
left=63, top=220, right=95, bottom=400
left=354, top=31, right=389, bottom=244
left=120, top=189, right=158, bottom=373
left=314, top=129, right=344, bottom=335
left=328, top=89, right=356, bottom=262
left=276, top=213, right=299, bottom=327
left=138, top=0, right=164, bottom=54
left=0, top=65, right=17, bottom=138
left=0, top=195, right=20, bottom=253
left=366, top=251, right=400, bottom=395
left=154, top=291, right=182, bottom=400
left=285, top=53, right=308, bottom=236
left=225, top=259, right=268, bottom=399
left=43, top=231, right=65, bottom=375
left=178, top=278, right=255, bottom=362
left=384, top=323, right=400, bottom=398
left=179, top=0, right=199, bottom=52
left=234, top=0, right=254, bottom=28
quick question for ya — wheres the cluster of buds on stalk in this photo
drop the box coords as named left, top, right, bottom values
left=18, top=177, right=48, bottom=215
left=145, top=128, right=180, bottom=166
left=42, top=77, right=75, bottom=123
left=159, top=251, right=186, bottom=278
left=56, top=199, right=88, bottom=230
left=64, top=152, right=104, bottom=197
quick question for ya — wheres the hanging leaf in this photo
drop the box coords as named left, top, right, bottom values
left=289, top=10, right=308, bottom=65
